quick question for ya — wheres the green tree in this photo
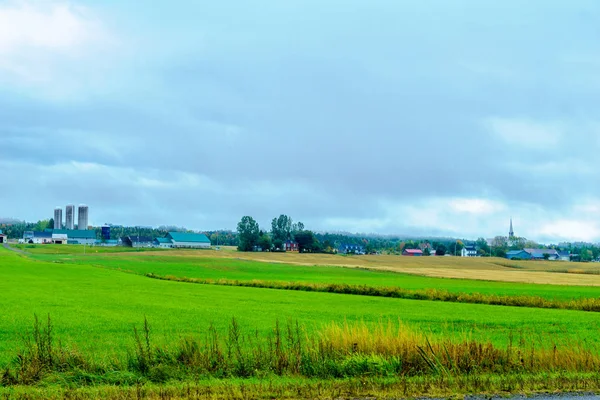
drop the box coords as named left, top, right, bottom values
left=491, top=236, right=508, bottom=257
left=257, top=234, right=272, bottom=251
left=271, top=215, right=293, bottom=243
left=435, top=244, right=447, bottom=256
left=237, top=216, right=260, bottom=252
left=423, top=247, right=431, bottom=256
left=509, top=237, right=527, bottom=250
left=453, top=240, right=464, bottom=256
left=475, top=237, right=490, bottom=256
left=294, top=230, right=317, bottom=253
left=33, top=219, right=51, bottom=232
left=273, top=239, right=284, bottom=252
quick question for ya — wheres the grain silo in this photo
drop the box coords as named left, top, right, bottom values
left=65, top=205, right=75, bottom=230
left=53, top=207, right=62, bottom=230
left=78, top=205, right=89, bottom=230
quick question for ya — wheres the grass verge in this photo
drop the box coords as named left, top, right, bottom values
left=2, top=315, right=599, bottom=387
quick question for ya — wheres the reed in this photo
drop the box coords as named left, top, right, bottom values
left=3, top=315, right=600, bottom=388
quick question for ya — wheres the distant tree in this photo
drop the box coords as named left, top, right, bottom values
left=273, top=239, right=284, bottom=252
left=509, top=237, right=527, bottom=250
left=453, top=240, right=464, bottom=256
left=475, top=237, right=490, bottom=256
left=33, top=219, right=51, bottom=232
left=423, top=248, right=431, bottom=256
left=271, top=215, right=293, bottom=243
left=237, top=216, right=260, bottom=252
left=48, top=218, right=55, bottom=230
left=435, top=244, right=447, bottom=256
left=365, top=243, right=376, bottom=254
left=580, top=249, right=594, bottom=262
left=294, top=230, right=317, bottom=253
left=543, top=253, right=550, bottom=260
left=257, top=234, right=272, bottom=251
left=292, top=221, right=305, bottom=235
left=491, top=236, right=508, bottom=257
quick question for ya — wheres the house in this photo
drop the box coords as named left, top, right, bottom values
left=557, top=251, right=571, bottom=262
left=402, top=249, right=423, bottom=256
left=338, top=244, right=365, bottom=255
left=506, top=250, right=532, bottom=260
left=524, top=248, right=560, bottom=261
left=166, top=232, right=211, bottom=249
left=285, top=240, right=299, bottom=252
left=0, top=229, right=6, bottom=244
left=122, top=236, right=154, bottom=248
left=461, top=245, right=477, bottom=257
left=52, top=229, right=97, bottom=245
left=153, top=237, right=173, bottom=248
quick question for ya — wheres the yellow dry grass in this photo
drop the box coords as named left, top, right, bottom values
left=105, top=248, right=600, bottom=286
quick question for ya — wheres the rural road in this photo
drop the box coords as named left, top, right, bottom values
left=2, top=243, right=27, bottom=255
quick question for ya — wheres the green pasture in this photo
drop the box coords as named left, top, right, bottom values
left=24, top=248, right=600, bottom=302
left=1, top=246, right=600, bottom=367
left=10, top=243, right=163, bottom=254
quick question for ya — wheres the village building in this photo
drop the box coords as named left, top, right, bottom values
left=461, top=245, right=477, bottom=257
left=402, top=249, right=423, bottom=256
left=166, top=232, right=211, bottom=249
left=153, top=237, right=174, bottom=248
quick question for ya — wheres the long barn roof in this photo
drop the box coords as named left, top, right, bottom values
left=167, top=232, right=210, bottom=243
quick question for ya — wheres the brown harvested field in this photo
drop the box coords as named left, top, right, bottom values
left=110, top=249, right=600, bottom=286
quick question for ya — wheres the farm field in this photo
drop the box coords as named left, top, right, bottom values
left=72, top=246, right=600, bottom=285
left=22, top=247, right=600, bottom=302
left=3, top=244, right=600, bottom=397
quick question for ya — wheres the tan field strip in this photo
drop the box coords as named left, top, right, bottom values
left=107, top=249, right=600, bottom=286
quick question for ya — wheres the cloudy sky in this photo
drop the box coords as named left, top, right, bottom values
left=1, top=0, right=599, bottom=243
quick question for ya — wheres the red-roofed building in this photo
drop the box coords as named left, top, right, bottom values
left=285, top=240, right=299, bottom=252
left=402, top=249, right=423, bottom=256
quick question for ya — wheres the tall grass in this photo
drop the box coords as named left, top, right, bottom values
left=3, top=315, right=600, bottom=388
left=146, top=273, right=600, bottom=312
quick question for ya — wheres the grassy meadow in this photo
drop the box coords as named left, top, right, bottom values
left=3, top=244, right=600, bottom=397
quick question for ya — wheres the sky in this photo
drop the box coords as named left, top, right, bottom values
left=1, top=0, right=600, bottom=243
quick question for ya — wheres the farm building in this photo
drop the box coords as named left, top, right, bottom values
left=557, top=251, right=571, bottom=261
left=153, top=237, right=173, bottom=248
left=0, top=229, right=6, bottom=244
left=506, top=250, right=532, bottom=260
left=166, top=232, right=211, bottom=249
left=52, top=229, right=96, bottom=245
left=95, top=240, right=119, bottom=247
left=461, top=245, right=477, bottom=257
left=402, top=249, right=423, bottom=256
left=524, top=248, right=560, bottom=260
left=52, top=233, right=68, bottom=244
left=285, top=240, right=300, bottom=252
left=338, top=244, right=365, bottom=254
left=25, top=231, right=53, bottom=244
left=122, top=236, right=154, bottom=248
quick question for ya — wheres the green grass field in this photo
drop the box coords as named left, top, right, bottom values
left=23, top=247, right=600, bottom=302
left=3, top=245, right=600, bottom=397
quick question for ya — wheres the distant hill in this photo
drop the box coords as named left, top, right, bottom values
left=0, top=218, right=24, bottom=225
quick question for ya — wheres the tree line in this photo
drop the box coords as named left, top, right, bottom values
left=237, top=214, right=324, bottom=252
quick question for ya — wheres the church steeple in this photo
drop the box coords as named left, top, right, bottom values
left=509, top=218, right=514, bottom=239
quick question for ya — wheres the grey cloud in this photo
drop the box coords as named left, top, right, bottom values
left=2, top=0, right=600, bottom=241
